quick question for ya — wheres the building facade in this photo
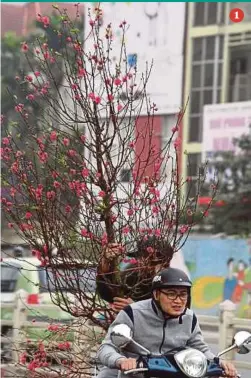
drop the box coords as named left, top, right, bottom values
left=84, top=2, right=186, bottom=182
left=182, top=3, right=251, bottom=195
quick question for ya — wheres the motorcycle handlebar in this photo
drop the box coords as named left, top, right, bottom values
left=124, top=368, right=148, bottom=375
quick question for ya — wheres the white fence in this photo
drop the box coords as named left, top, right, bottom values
left=1, top=292, right=251, bottom=376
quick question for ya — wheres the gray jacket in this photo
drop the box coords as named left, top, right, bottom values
left=97, top=299, right=215, bottom=378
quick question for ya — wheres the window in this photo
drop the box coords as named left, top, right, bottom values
left=186, top=153, right=202, bottom=197
left=228, top=47, right=251, bottom=102
left=189, top=116, right=200, bottom=142
left=194, top=3, right=226, bottom=26
left=194, top=3, right=205, bottom=26
left=189, top=36, right=224, bottom=142
left=120, top=169, right=131, bottom=182
left=1, top=263, right=20, bottom=292
left=187, top=153, right=201, bottom=177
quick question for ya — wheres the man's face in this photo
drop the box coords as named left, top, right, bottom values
left=154, top=286, right=188, bottom=317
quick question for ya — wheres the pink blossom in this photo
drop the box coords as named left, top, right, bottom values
left=88, top=92, right=95, bottom=100
left=107, top=94, right=114, bottom=102
left=21, top=42, right=29, bottom=52
left=25, top=75, right=33, bottom=82
left=98, top=190, right=106, bottom=198
left=180, top=225, right=189, bottom=234
left=128, top=141, right=135, bottom=148
left=2, top=137, right=10, bottom=146
left=78, top=68, right=86, bottom=77
left=38, top=151, right=48, bottom=163
left=19, top=352, right=27, bottom=364
left=40, top=86, right=48, bottom=95
left=117, top=103, right=123, bottom=112
left=146, top=246, right=154, bottom=254
left=15, top=103, right=24, bottom=113
left=111, top=215, right=117, bottom=223
left=46, top=190, right=56, bottom=200
left=172, top=126, right=179, bottom=133
left=43, top=51, right=50, bottom=60
left=34, top=71, right=41, bottom=77
left=94, top=96, right=101, bottom=104
left=129, top=258, right=137, bottom=264
left=63, top=138, right=70, bottom=146
left=25, top=212, right=32, bottom=219
left=27, top=361, right=37, bottom=371
left=53, top=181, right=61, bottom=189
left=82, top=168, right=89, bottom=178
left=26, top=94, right=35, bottom=101
left=89, top=19, right=95, bottom=27
left=68, top=149, right=77, bottom=157
left=42, top=16, right=50, bottom=28
left=127, top=209, right=134, bottom=216
left=16, top=151, right=23, bottom=157
left=114, top=78, right=121, bottom=86
left=154, top=229, right=161, bottom=237
left=81, top=228, right=88, bottom=237
left=152, top=206, right=159, bottom=214
left=48, top=324, right=59, bottom=332
left=50, top=131, right=57, bottom=142
left=80, top=135, right=86, bottom=143
left=58, top=341, right=71, bottom=350
left=65, top=205, right=72, bottom=213
left=20, top=223, right=33, bottom=231
left=15, top=75, right=20, bottom=81
left=35, top=185, right=43, bottom=201
left=52, top=171, right=59, bottom=179
left=70, top=169, right=76, bottom=175
left=8, top=223, right=14, bottom=229
left=122, top=226, right=130, bottom=235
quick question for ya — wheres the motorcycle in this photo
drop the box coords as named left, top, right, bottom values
left=110, top=324, right=251, bottom=378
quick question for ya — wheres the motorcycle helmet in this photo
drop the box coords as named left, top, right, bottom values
left=152, top=267, right=192, bottom=291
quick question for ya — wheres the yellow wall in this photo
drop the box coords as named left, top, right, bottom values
left=182, top=3, right=251, bottom=182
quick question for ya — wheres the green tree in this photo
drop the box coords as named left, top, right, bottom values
left=209, top=131, right=251, bottom=236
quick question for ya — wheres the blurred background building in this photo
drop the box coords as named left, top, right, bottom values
left=84, top=2, right=186, bottom=182
left=182, top=2, right=251, bottom=196
left=1, top=2, right=83, bottom=37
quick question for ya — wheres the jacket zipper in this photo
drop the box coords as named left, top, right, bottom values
left=159, top=319, right=167, bottom=354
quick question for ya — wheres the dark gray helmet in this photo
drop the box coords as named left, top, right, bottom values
left=152, top=267, right=192, bottom=291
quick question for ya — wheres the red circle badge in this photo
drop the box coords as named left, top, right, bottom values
left=229, top=8, right=244, bottom=23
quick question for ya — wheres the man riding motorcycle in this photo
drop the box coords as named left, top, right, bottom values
left=97, top=267, right=237, bottom=378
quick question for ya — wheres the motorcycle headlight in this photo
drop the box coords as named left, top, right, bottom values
left=174, top=349, right=207, bottom=378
